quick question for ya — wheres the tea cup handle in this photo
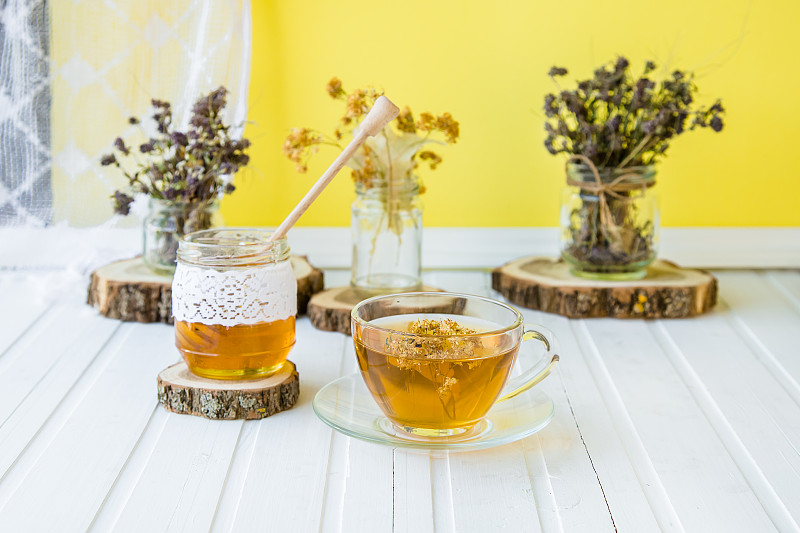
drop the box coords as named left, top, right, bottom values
left=497, top=324, right=560, bottom=402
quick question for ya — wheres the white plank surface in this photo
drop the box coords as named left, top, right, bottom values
left=0, top=228, right=798, bottom=533
left=4, top=226, right=800, bottom=270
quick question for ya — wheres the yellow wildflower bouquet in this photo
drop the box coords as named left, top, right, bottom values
left=283, top=78, right=459, bottom=194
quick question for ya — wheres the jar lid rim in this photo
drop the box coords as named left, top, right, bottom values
left=178, top=227, right=290, bottom=266
left=181, top=227, right=284, bottom=246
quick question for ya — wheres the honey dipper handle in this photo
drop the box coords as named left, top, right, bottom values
left=270, top=96, right=400, bottom=242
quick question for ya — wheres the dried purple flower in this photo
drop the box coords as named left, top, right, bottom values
left=642, top=120, right=658, bottom=135
left=543, top=57, right=724, bottom=168
left=106, top=87, right=248, bottom=217
left=543, top=94, right=558, bottom=117
left=113, top=137, right=130, bottom=156
left=170, top=132, right=188, bottom=146
left=548, top=66, right=568, bottom=78
left=112, top=191, right=134, bottom=216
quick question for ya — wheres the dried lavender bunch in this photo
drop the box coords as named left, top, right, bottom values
left=543, top=57, right=724, bottom=168
left=545, top=58, right=725, bottom=274
left=102, top=86, right=250, bottom=217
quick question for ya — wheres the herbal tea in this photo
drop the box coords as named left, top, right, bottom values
left=175, top=316, right=296, bottom=379
left=354, top=314, right=519, bottom=431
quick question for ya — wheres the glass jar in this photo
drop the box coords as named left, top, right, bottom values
left=143, top=198, right=221, bottom=275
left=172, top=228, right=297, bottom=380
left=560, top=163, right=659, bottom=280
left=351, top=176, right=423, bottom=293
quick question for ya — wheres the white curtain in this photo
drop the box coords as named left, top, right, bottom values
left=0, top=0, right=252, bottom=228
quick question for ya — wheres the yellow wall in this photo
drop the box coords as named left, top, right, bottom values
left=223, top=0, right=800, bottom=228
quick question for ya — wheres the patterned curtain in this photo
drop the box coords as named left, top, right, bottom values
left=0, top=0, right=51, bottom=226
left=0, top=0, right=251, bottom=227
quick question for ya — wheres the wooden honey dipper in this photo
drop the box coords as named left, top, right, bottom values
left=269, top=96, right=400, bottom=242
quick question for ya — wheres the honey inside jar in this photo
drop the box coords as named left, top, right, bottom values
left=175, top=316, right=296, bottom=379
left=172, top=228, right=297, bottom=380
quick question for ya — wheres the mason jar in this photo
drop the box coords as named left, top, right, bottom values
left=351, top=176, right=423, bottom=293
left=560, top=163, right=659, bottom=280
left=143, top=198, right=221, bottom=275
left=172, top=228, right=297, bottom=379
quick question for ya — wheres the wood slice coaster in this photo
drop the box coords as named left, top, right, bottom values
left=157, top=360, right=299, bottom=420
left=87, top=255, right=324, bottom=324
left=491, top=257, right=717, bottom=319
left=308, top=285, right=444, bottom=335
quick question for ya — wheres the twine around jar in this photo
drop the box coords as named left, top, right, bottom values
left=564, top=154, right=655, bottom=242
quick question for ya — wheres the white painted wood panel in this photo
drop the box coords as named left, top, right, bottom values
left=520, top=311, right=661, bottom=532
left=767, top=270, right=800, bottom=312
left=0, top=275, right=52, bottom=356
left=715, top=271, right=800, bottom=391
left=0, top=229, right=798, bottom=533
left=578, top=318, right=777, bottom=533
left=323, top=338, right=395, bottom=533
left=3, top=227, right=799, bottom=270
left=0, top=323, right=176, bottom=532
left=0, top=304, right=113, bottom=430
left=652, top=315, right=798, bottom=531
left=446, top=446, right=543, bottom=533
left=97, top=413, right=243, bottom=532
left=0, top=306, right=120, bottom=481
left=219, top=321, right=349, bottom=532
left=393, top=451, right=435, bottom=533
left=520, top=375, right=616, bottom=533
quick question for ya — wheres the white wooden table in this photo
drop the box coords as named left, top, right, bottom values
left=1, top=227, right=799, bottom=532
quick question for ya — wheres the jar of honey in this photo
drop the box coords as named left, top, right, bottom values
left=172, top=228, right=296, bottom=379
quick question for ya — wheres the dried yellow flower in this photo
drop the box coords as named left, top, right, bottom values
left=350, top=145, right=378, bottom=188
left=395, top=106, right=416, bottom=134
left=385, top=318, right=480, bottom=361
left=344, top=87, right=382, bottom=125
left=416, top=112, right=436, bottom=132
left=417, top=150, right=442, bottom=170
left=326, top=77, right=345, bottom=99
left=281, top=128, right=324, bottom=173
left=436, top=112, right=460, bottom=144
left=417, top=112, right=460, bottom=144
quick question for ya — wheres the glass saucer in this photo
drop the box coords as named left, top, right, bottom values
left=312, top=373, right=554, bottom=452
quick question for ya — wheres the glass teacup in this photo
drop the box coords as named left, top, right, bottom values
left=351, top=292, right=559, bottom=438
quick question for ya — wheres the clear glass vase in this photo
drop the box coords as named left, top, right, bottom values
left=351, top=177, right=423, bottom=293
left=143, top=198, right=221, bottom=275
left=560, top=163, right=659, bottom=280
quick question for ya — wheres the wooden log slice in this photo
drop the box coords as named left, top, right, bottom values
left=307, top=285, right=445, bottom=335
left=291, top=255, right=325, bottom=313
left=491, top=257, right=717, bottom=319
left=157, top=360, right=299, bottom=420
left=87, top=255, right=324, bottom=324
